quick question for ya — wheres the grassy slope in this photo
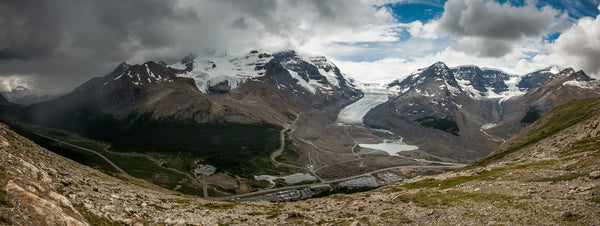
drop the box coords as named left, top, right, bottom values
left=392, top=97, right=600, bottom=191
left=369, top=98, right=600, bottom=224
left=473, top=98, right=600, bottom=167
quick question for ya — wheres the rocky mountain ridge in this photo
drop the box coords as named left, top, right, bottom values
left=20, top=50, right=360, bottom=125
left=363, top=62, right=600, bottom=162
left=171, top=50, right=355, bottom=96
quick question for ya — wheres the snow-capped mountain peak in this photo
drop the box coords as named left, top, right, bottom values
left=385, top=63, right=598, bottom=105
left=170, top=50, right=348, bottom=95
left=387, top=61, right=461, bottom=97
left=169, top=51, right=273, bottom=93
left=451, top=65, right=523, bottom=100
left=548, top=65, right=560, bottom=74
left=107, top=61, right=176, bottom=86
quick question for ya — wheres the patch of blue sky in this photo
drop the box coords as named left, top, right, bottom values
left=541, top=0, right=600, bottom=18
left=543, top=32, right=561, bottom=43
left=388, top=1, right=445, bottom=23
left=521, top=51, right=538, bottom=61
left=496, top=0, right=526, bottom=7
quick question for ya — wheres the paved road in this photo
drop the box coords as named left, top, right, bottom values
left=219, top=164, right=464, bottom=201
left=202, top=180, right=208, bottom=198
left=33, top=132, right=129, bottom=176
left=270, top=127, right=306, bottom=171
left=269, top=113, right=318, bottom=176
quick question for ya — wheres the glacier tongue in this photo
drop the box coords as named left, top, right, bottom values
left=336, top=83, right=390, bottom=124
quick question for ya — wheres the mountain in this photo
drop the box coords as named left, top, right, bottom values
left=17, top=50, right=360, bottom=126
left=0, top=93, right=13, bottom=108
left=171, top=50, right=361, bottom=116
left=2, top=97, right=599, bottom=225
left=12, top=94, right=54, bottom=105
left=363, top=62, right=600, bottom=162
left=490, top=67, right=600, bottom=139
left=518, top=65, right=561, bottom=90
left=452, top=65, right=520, bottom=99
left=365, top=62, right=497, bottom=161
left=5, top=50, right=361, bottom=193
left=0, top=86, right=33, bottom=102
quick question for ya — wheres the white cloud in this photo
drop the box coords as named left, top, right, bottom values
left=0, top=76, right=33, bottom=92
left=436, top=0, right=569, bottom=57
left=178, top=0, right=401, bottom=55
left=334, top=42, right=556, bottom=83
left=405, top=20, right=440, bottom=39
left=367, top=0, right=406, bottom=6
left=533, top=6, right=600, bottom=77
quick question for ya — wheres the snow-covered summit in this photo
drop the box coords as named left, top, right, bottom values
left=106, top=61, right=176, bottom=86
left=384, top=63, right=582, bottom=102
left=451, top=65, right=524, bottom=101
left=169, top=51, right=273, bottom=93
left=387, top=62, right=462, bottom=97
left=170, top=50, right=350, bottom=95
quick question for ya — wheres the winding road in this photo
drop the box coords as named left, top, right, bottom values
left=33, top=132, right=129, bottom=176
left=270, top=126, right=307, bottom=171
left=269, top=113, right=319, bottom=175
left=33, top=132, right=226, bottom=198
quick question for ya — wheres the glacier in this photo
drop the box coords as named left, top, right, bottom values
left=336, top=83, right=391, bottom=124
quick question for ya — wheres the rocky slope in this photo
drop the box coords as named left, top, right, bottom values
left=2, top=97, right=599, bottom=225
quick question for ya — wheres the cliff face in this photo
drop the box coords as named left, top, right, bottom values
left=2, top=100, right=600, bottom=225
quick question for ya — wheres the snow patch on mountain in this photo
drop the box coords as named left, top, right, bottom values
left=287, top=70, right=316, bottom=94
left=171, top=52, right=273, bottom=93
left=456, top=74, right=525, bottom=101
left=305, top=56, right=341, bottom=88
left=549, top=65, right=560, bottom=74
left=278, top=53, right=343, bottom=94
left=171, top=51, right=344, bottom=95
left=563, top=80, right=594, bottom=89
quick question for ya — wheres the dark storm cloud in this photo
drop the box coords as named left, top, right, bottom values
left=437, top=0, right=566, bottom=57
left=0, top=0, right=201, bottom=93
left=231, top=18, right=248, bottom=30
left=0, top=0, right=64, bottom=59
left=0, top=0, right=196, bottom=61
left=214, top=0, right=384, bottom=36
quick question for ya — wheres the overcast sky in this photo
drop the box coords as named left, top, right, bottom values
left=1, top=0, right=599, bottom=94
